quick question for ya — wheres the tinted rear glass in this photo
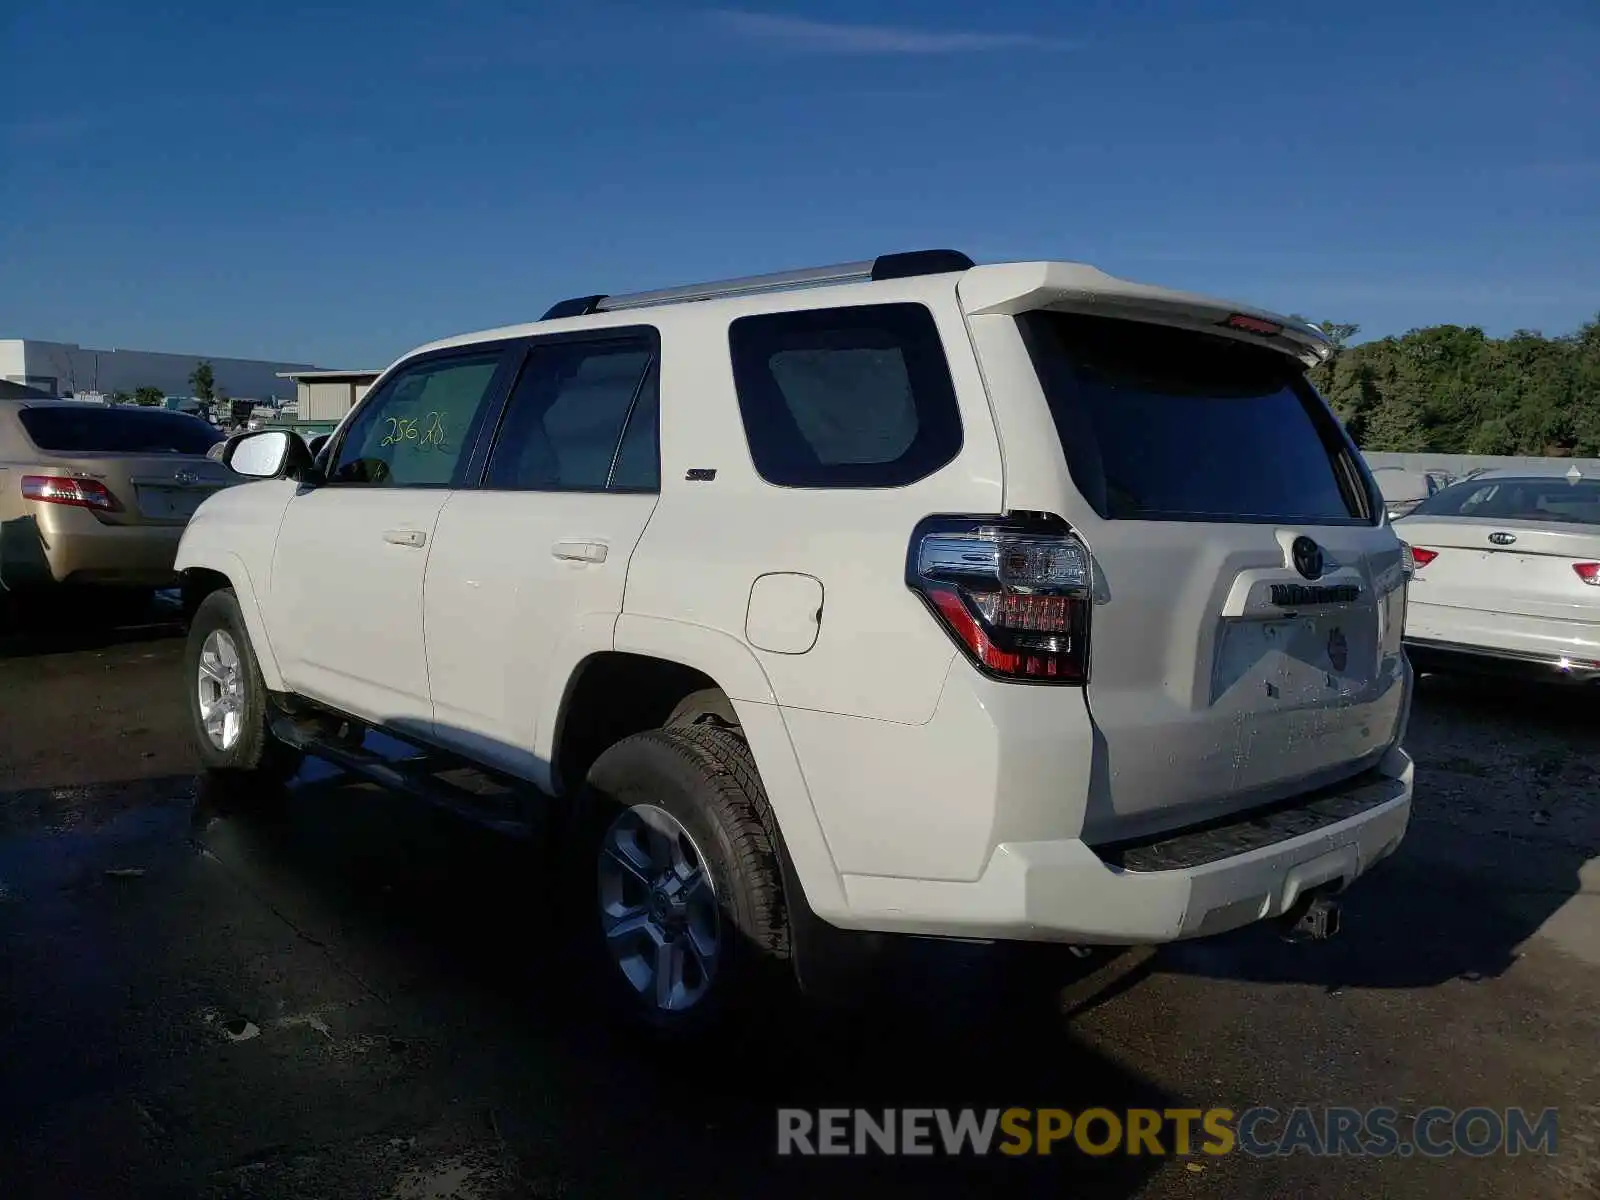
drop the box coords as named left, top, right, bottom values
left=1412, top=476, right=1600, bottom=525
left=729, top=303, right=962, bottom=488
left=19, top=406, right=225, bottom=455
left=1019, top=312, right=1368, bottom=523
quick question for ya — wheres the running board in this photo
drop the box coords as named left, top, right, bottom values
left=268, top=712, right=545, bottom=839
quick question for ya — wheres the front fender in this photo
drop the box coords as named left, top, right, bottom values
left=176, top=548, right=285, bottom=693
left=175, top=478, right=296, bottom=692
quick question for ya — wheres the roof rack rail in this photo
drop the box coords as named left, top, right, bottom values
left=539, top=249, right=973, bottom=321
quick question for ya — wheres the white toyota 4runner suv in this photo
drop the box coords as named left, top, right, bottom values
left=177, top=250, right=1415, bottom=1032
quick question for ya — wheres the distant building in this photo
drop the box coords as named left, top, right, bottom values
left=0, top=338, right=316, bottom=403
left=277, top=369, right=383, bottom=424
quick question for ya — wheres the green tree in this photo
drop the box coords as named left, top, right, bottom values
left=1314, top=316, right=1600, bottom=457
left=1569, top=317, right=1600, bottom=454
left=133, top=386, right=165, bottom=407
left=1305, top=321, right=1371, bottom=437
left=189, top=360, right=216, bottom=403
left=1361, top=389, right=1430, bottom=452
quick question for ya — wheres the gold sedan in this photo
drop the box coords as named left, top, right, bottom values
left=0, top=399, right=235, bottom=606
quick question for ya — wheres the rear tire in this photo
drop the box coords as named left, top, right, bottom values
left=185, top=589, right=301, bottom=789
left=570, top=724, right=791, bottom=1038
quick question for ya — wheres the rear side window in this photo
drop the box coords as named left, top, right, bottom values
left=1019, top=312, right=1370, bottom=524
left=18, top=407, right=224, bottom=455
left=1413, top=477, right=1600, bottom=524
left=729, top=303, right=962, bottom=488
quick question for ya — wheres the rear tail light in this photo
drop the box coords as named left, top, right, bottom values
left=1576, top=563, right=1599, bottom=586
left=1403, top=545, right=1438, bottom=571
left=21, top=475, right=117, bottom=511
left=908, top=515, right=1091, bottom=684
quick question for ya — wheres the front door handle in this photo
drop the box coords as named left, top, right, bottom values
left=552, top=540, right=608, bottom=564
left=383, top=529, right=427, bottom=548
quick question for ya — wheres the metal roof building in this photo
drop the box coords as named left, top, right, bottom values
left=276, top=369, right=383, bottom=424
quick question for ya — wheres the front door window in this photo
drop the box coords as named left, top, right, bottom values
left=328, top=351, right=507, bottom=487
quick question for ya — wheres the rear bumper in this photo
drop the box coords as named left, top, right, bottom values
left=11, top=507, right=185, bottom=587
left=1406, top=637, right=1600, bottom=684
left=833, top=745, right=1413, bottom=944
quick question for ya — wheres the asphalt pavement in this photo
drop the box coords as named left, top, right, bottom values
left=0, top=615, right=1595, bottom=1199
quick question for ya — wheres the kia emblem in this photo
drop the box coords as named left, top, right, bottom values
left=1291, top=536, right=1324, bottom=580
left=1488, top=531, right=1516, bottom=546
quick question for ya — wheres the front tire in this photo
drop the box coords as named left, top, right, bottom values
left=185, top=589, right=301, bottom=786
left=572, top=724, right=791, bottom=1037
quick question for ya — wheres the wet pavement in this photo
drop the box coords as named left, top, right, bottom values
left=0, top=618, right=1596, bottom=1199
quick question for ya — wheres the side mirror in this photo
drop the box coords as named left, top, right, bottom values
left=222, top=429, right=318, bottom=482
left=307, top=433, right=331, bottom=460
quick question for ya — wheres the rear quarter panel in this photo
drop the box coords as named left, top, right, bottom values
left=620, top=280, right=1004, bottom=726
left=617, top=282, right=1006, bottom=908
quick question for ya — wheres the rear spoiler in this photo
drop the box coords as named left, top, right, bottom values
left=958, top=262, right=1333, bottom=368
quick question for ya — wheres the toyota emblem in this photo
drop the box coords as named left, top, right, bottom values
left=1291, top=536, right=1324, bottom=580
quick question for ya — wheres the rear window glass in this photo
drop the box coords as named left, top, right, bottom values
left=729, top=303, right=962, bottom=488
left=1412, top=477, right=1600, bottom=525
left=1019, top=312, right=1368, bottom=524
left=18, top=406, right=225, bottom=455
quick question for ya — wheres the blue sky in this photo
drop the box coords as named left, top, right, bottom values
left=3, top=0, right=1596, bottom=367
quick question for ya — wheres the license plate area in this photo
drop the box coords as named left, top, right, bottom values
left=1213, top=612, right=1377, bottom=706
left=135, top=486, right=212, bottom=521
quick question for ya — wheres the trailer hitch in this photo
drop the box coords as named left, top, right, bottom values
left=1279, top=890, right=1343, bottom=943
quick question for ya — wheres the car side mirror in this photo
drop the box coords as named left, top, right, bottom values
left=223, top=429, right=319, bottom=483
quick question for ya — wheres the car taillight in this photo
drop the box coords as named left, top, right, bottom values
left=1576, top=563, right=1599, bottom=586
left=1403, top=545, right=1438, bottom=571
left=21, top=475, right=117, bottom=511
left=907, top=515, right=1091, bottom=684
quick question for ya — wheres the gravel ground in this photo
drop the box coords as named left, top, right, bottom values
left=0, top=617, right=1595, bottom=1199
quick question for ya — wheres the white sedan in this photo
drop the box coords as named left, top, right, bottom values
left=1394, top=467, right=1600, bottom=683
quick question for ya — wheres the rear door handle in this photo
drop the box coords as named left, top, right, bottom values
left=383, top=529, right=427, bottom=548
left=552, top=540, right=608, bottom=564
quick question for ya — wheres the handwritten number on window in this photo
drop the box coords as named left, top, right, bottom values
left=420, top=411, right=447, bottom=448
left=380, top=411, right=449, bottom=452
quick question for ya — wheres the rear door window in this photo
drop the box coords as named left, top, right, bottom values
left=1019, top=312, right=1371, bottom=524
left=483, top=334, right=657, bottom=491
left=18, top=407, right=224, bottom=455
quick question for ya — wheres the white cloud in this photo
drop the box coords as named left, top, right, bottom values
left=707, top=9, right=1074, bottom=54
